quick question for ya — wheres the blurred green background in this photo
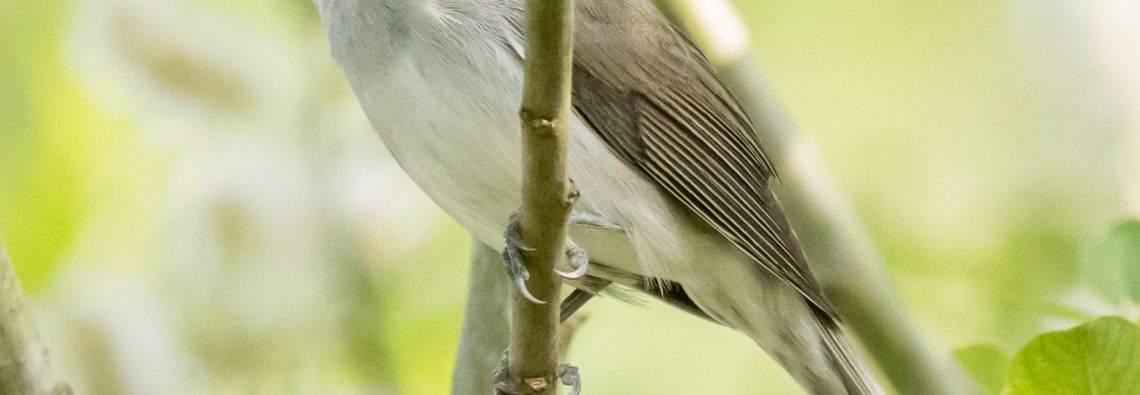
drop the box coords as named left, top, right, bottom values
left=1, top=0, right=1137, bottom=394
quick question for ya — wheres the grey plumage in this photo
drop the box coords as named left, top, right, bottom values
left=565, top=1, right=835, bottom=317
left=315, top=0, right=883, bottom=393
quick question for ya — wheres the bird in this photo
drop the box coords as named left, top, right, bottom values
left=314, top=0, right=883, bottom=393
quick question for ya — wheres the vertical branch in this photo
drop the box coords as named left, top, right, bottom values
left=655, top=1, right=976, bottom=393
left=452, top=241, right=511, bottom=394
left=0, top=238, right=70, bottom=395
left=504, top=0, right=577, bottom=393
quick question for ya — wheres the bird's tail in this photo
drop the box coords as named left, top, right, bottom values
left=812, top=310, right=885, bottom=395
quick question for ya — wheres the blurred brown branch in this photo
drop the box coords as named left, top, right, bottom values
left=0, top=238, right=71, bottom=395
left=452, top=241, right=511, bottom=395
left=654, top=1, right=977, bottom=393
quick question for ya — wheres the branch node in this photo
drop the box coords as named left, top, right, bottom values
left=565, top=178, right=580, bottom=206
left=519, top=109, right=562, bottom=138
left=526, top=377, right=551, bottom=391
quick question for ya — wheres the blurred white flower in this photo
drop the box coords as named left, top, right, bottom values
left=68, top=0, right=307, bottom=144
left=163, top=136, right=332, bottom=327
left=40, top=267, right=192, bottom=395
left=1049, top=0, right=1140, bottom=214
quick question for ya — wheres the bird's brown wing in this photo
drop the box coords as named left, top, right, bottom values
left=567, top=1, right=836, bottom=316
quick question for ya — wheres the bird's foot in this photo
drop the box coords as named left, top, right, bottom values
left=558, top=363, right=582, bottom=395
left=491, top=350, right=515, bottom=394
left=502, top=212, right=541, bottom=303
left=502, top=211, right=593, bottom=304
left=492, top=349, right=581, bottom=395
left=555, top=239, right=589, bottom=280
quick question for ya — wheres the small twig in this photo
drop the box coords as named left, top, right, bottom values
left=451, top=241, right=511, bottom=395
left=499, top=0, right=577, bottom=394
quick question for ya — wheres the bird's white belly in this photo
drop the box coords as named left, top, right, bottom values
left=359, top=58, right=524, bottom=244
left=347, top=47, right=715, bottom=283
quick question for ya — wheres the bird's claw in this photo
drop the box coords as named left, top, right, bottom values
left=492, top=350, right=581, bottom=395
left=503, top=212, right=545, bottom=304
left=513, top=275, right=544, bottom=304
left=491, top=350, right=515, bottom=394
left=559, top=363, right=582, bottom=395
left=503, top=211, right=593, bottom=303
left=555, top=240, right=589, bottom=280
left=504, top=212, right=536, bottom=253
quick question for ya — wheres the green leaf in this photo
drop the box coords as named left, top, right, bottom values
left=1080, top=219, right=1140, bottom=304
left=0, top=0, right=83, bottom=293
left=1006, top=316, right=1140, bottom=395
left=954, top=343, right=1010, bottom=394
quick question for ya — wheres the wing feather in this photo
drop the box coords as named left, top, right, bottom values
left=505, top=0, right=836, bottom=316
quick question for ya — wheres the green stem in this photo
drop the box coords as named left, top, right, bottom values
left=502, top=0, right=578, bottom=393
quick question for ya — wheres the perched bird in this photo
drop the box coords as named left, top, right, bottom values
left=315, top=0, right=883, bottom=393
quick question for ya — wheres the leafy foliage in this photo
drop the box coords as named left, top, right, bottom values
left=1, top=0, right=1137, bottom=393
left=960, top=317, right=1140, bottom=394
left=956, top=219, right=1140, bottom=394
left=1080, top=219, right=1140, bottom=304
left=954, top=344, right=1010, bottom=394
left=1006, top=317, right=1140, bottom=394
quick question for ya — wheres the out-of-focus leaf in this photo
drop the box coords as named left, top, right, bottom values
left=0, top=0, right=86, bottom=293
left=1006, top=316, right=1140, bottom=394
left=953, top=343, right=1009, bottom=394
left=1080, top=219, right=1140, bottom=304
